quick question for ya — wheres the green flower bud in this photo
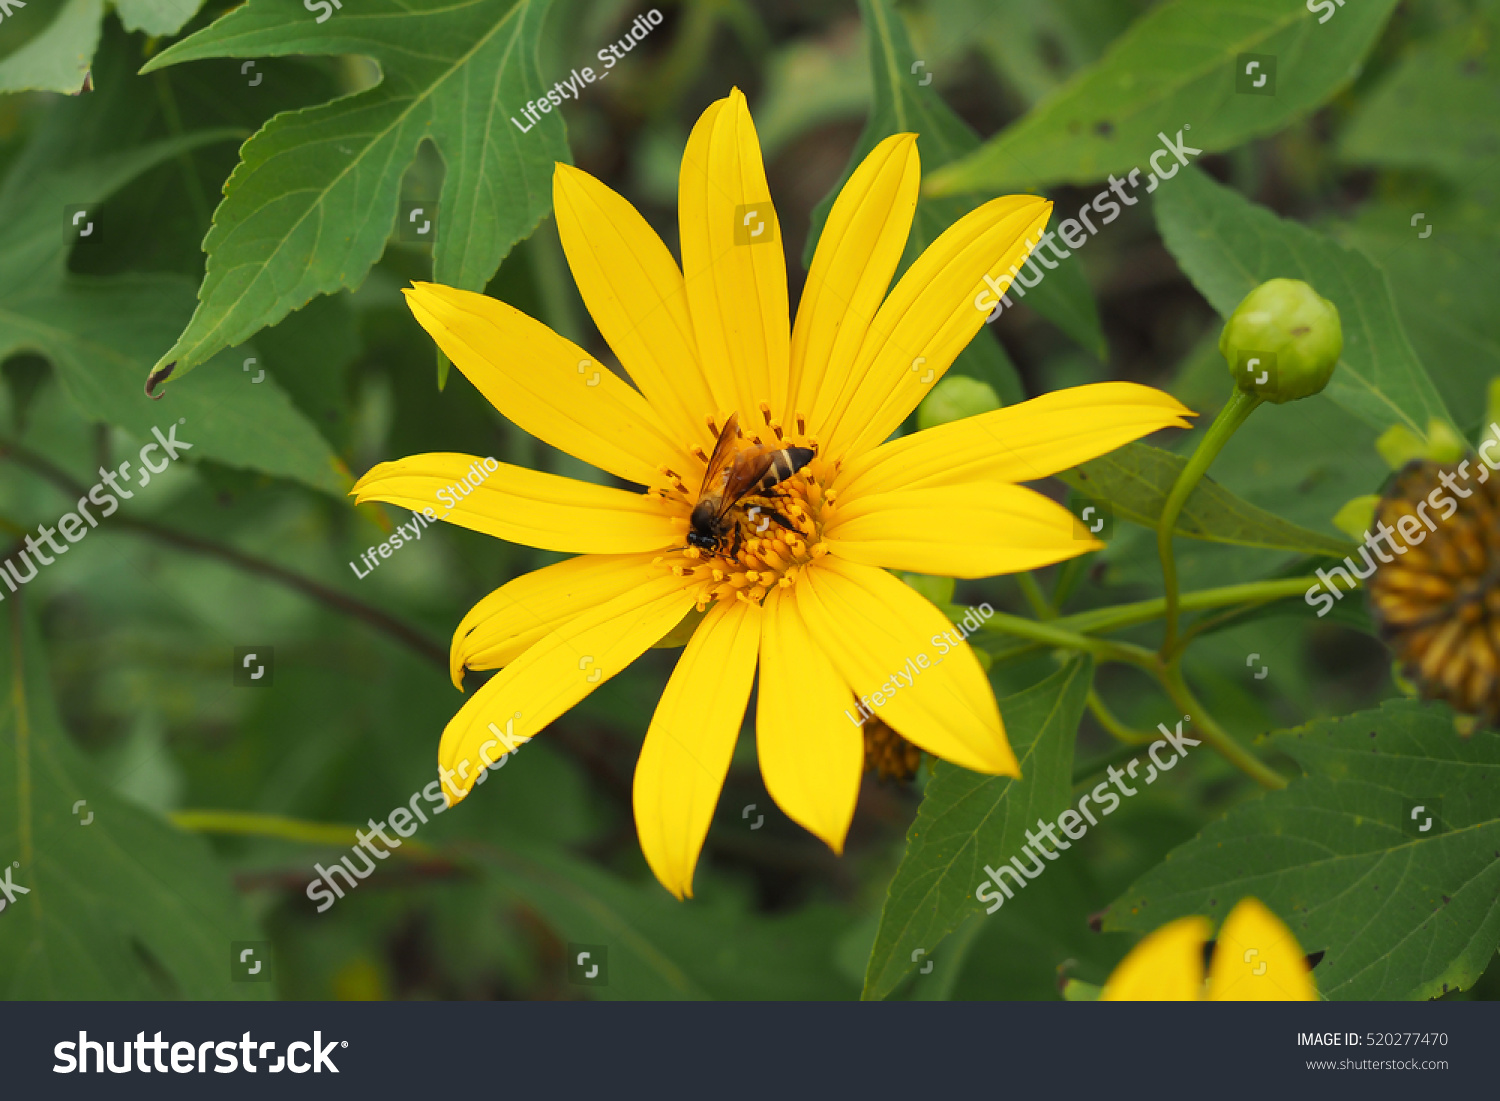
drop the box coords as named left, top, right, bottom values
left=917, top=376, right=1000, bottom=431
left=1219, top=278, right=1343, bottom=404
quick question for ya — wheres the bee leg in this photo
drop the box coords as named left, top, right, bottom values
left=759, top=508, right=796, bottom=532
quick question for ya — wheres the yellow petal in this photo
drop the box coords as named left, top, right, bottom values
left=797, top=558, right=1019, bottom=776
left=1208, top=898, right=1319, bottom=1001
left=839, top=382, right=1195, bottom=496
left=351, top=453, right=679, bottom=554
left=755, top=586, right=864, bottom=852
left=437, top=573, right=698, bottom=805
left=813, top=194, right=1053, bottom=461
left=404, top=282, right=689, bottom=486
left=450, top=553, right=658, bottom=689
left=789, top=133, right=920, bottom=425
left=678, top=89, right=790, bottom=427
left=554, top=163, right=718, bottom=454
left=826, top=482, right=1100, bottom=578
left=1100, top=916, right=1211, bottom=1001
left=635, top=600, right=761, bottom=899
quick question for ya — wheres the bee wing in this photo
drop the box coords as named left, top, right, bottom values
left=697, top=412, right=741, bottom=499
left=718, top=449, right=778, bottom=512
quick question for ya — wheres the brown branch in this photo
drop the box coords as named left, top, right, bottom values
left=0, top=439, right=448, bottom=671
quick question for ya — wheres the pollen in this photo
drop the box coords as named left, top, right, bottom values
left=1367, top=459, right=1500, bottom=723
left=654, top=419, right=836, bottom=611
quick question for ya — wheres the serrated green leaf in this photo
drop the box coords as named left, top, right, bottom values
left=0, top=603, right=267, bottom=999
left=1155, top=166, right=1454, bottom=440
left=926, top=0, right=1400, bottom=195
left=0, top=136, right=351, bottom=494
left=808, top=0, right=1104, bottom=362
left=862, top=656, right=1092, bottom=1000
left=1063, top=439, right=1356, bottom=556
left=1106, top=700, right=1500, bottom=1000
left=140, top=0, right=569, bottom=384
left=0, top=0, right=205, bottom=95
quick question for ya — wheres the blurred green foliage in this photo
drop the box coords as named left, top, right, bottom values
left=0, top=0, right=1496, bottom=1001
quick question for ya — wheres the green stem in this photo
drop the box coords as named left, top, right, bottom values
left=987, top=595, right=1295, bottom=789
left=0, top=439, right=448, bottom=670
left=169, top=810, right=433, bottom=856
left=1085, top=688, right=1156, bottom=745
left=152, top=71, right=212, bottom=231
left=983, top=574, right=1359, bottom=649
left=1157, top=663, right=1287, bottom=790
left=982, top=611, right=1156, bottom=669
left=1157, top=388, right=1262, bottom=655
left=1051, top=555, right=1088, bottom=610
left=1015, top=571, right=1053, bottom=619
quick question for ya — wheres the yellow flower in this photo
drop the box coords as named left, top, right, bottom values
left=352, top=89, right=1192, bottom=898
left=1101, top=898, right=1318, bottom=1001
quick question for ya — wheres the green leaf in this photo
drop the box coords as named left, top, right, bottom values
left=808, top=0, right=1105, bottom=362
left=1063, top=440, right=1355, bottom=556
left=926, top=0, right=1400, bottom=195
left=937, top=0, right=1151, bottom=110
left=140, top=0, right=569, bottom=384
left=475, top=838, right=856, bottom=1000
left=1155, top=166, right=1454, bottom=439
left=1338, top=32, right=1500, bottom=189
left=1106, top=700, right=1500, bottom=1000
left=862, top=656, right=1092, bottom=1000
left=0, top=0, right=205, bottom=95
left=1338, top=195, right=1500, bottom=425
left=0, top=137, right=351, bottom=494
left=754, top=34, right=871, bottom=161
left=0, top=603, right=267, bottom=998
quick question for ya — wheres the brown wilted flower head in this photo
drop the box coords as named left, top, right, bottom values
left=1366, top=458, right=1500, bottom=723
left=862, top=713, right=924, bottom=782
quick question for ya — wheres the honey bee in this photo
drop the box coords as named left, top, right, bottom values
left=687, top=413, right=814, bottom=556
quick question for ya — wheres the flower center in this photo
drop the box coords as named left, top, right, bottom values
left=1369, top=458, right=1500, bottom=722
left=652, top=407, right=836, bottom=609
